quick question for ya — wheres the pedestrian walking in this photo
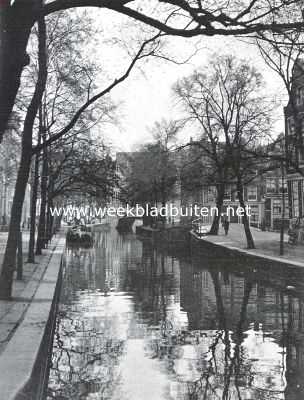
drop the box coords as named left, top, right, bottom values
left=223, top=219, right=229, bottom=235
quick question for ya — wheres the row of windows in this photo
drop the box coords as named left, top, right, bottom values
left=201, top=181, right=285, bottom=203
left=265, top=178, right=287, bottom=194
left=202, top=187, right=257, bottom=202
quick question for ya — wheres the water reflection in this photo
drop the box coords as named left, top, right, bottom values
left=47, top=228, right=304, bottom=400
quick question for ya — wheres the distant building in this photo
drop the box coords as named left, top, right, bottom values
left=114, top=152, right=139, bottom=206
left=116, top=143, right=288, bottom=230
left=284, top=60, right=304, bottom=222
left=180, top=141, right=288, bottom=230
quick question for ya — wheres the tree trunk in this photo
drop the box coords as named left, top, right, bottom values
left=16, top=230, right=23, bottom=280
left=0, top=13, right=47, bottom=300
left=46, top=181, right=54, bottom=243
left=46, top=198, right=54, bottom=242
left=36, top=130, right=48, bottom=255
left=0, top=149, right=32, bottom=298
left=0, top=2, right=36, bottom=140
left=237, top=180, right=255, bottom=249
left=210, top=271, right=227, bottom=328
left=27, top=147, right=40, bottom=263
left=209, top=184, right=225, bottom=235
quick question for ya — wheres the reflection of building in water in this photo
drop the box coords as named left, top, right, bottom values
left=179, top=258, right=217, bottom=330
left=132, top=241, right=186, bottom=331
left=94, top=230, right=143, bottom=292
left=180, top=254, right=304, bottom=333
left=51, top=231, right=304, bottom=400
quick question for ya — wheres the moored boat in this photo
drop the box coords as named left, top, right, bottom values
left=66, top=225, right=93, bottom=247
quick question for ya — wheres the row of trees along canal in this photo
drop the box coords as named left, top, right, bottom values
left=121, top=55, right=275, bottom=250
left=0, top=9, right=171, bottom=299
left=122, top=47, right=304, bottom=251
left=1, top=0, right=304, bottom=300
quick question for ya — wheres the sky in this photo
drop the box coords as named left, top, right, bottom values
left=89, top=9, right=287, bottom=153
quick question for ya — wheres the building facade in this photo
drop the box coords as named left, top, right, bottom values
left=284, top=60, right=304, bottom=241
left=181, top=168, right=288, bottom=231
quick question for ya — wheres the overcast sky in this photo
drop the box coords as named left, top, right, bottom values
left=90, top=9, right=287, bottom=153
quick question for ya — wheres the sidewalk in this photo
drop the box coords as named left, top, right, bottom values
left=194, top=223, right=304, bottom=268
left=0, top=232, right=65, bottom=400
left=0, top=230, right=42, bottom=355
left=0, top=232, right=64, bottom=354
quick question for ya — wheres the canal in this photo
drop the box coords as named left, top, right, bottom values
left=47, top=226, right=304, bottom=400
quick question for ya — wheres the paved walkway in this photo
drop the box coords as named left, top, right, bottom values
left=198, top=223, right=304, bottom=267
left=0, top=233, right=65, bottom=400
left=0, top=231, right=63, bottom=355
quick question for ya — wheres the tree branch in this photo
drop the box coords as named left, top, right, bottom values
left=32, top=32, right=161, bottom=154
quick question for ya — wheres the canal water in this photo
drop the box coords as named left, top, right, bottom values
left=47, top=226, right=304, bottom=400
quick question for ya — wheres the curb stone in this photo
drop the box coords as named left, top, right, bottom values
left=190, top=230, right=304, bottom=269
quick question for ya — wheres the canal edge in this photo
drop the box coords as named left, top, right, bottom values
left=0, top=235, right=65, bottom=400
left=190, top=230, right=304, bottom=269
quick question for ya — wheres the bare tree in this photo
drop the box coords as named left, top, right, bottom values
left=123, top=119, right=179, bottom=226
left=150, top=119, right=180, bottom=209
left=48, top=137, right=117, bottom=204
left=256, top=29, right=304, bottom=167
left=175, top=69, right=232, bottom=234
left=0, top=14, right=47, bottom=299
left=179, top=139, right=230, bottom=234
left=25, top=11, right=99, bottom=260
left=174, top=55, right=274, bottom=248
left=1, top=0, right=304, bottom=141
left=0, top=19, right=167, bottom=300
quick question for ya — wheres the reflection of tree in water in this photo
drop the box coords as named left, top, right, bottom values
left=281, top=292, right=304, bottom=400
left=131, top=245, right=179, bottom=326
left=47, top=310, right=125, bottom=399
left=175, top=271, right=286, bottom=400
left=140, top=254, right=292, bottom=400
left=48, top=232, right=304, bottom=400
left=61, top=247, right=95, bottom=300
left=48, top=240, right=127, bottom=400
left=178, top=268, right=304, bottom=400
left=132, top=244, right=254, bottom=399
left=173, top=275, right=255, bottom=400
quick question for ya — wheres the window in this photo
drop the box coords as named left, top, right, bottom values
left=201, top=188, right=208, bottom=203
left=207, top=186, right=215, bottom=203
left=266, top=178, right=276, bottom=194
left=279, top=179, right=287, bottom=193
left=287, top=116, right=295, bottom=136
left=273, top=199, right=282, bottom=216
left=249, top=204, right=259, bottom=222
left=296, top=87, right=304, bottom=106
left=247, top=186, right=257, bottom=201
left=223, top=187, right=231, bottom=201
